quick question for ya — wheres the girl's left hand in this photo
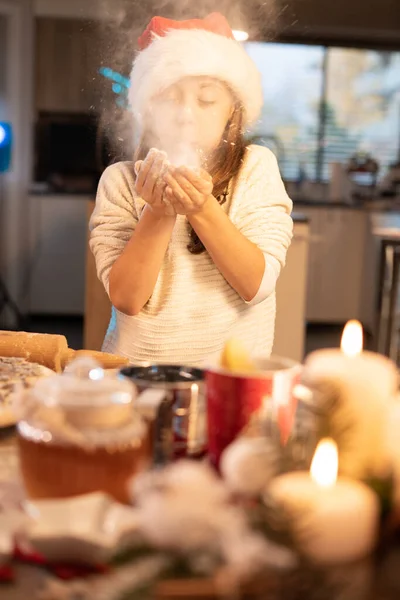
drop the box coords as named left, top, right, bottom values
left=163, top=167, right=214, bottom=215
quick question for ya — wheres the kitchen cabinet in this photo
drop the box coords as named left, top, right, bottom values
left=28, top=194, right=90, bottom=315
left=298, top=206, right=369, bottom=324
left=35, top=18, right=100, bottom=112
left=274, top=220, right=309, bottom=362
left=84, top=201, right=110, bottom=351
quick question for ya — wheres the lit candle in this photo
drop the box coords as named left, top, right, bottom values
left=302, top=320, right=398, bottom=480
left=267, top=439, right=379, bottom=565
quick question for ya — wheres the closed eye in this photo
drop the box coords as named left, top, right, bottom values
left=199, top=99, right=217, bottom=106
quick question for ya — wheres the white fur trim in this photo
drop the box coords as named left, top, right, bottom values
left=129, top=29, right=263, bottom=130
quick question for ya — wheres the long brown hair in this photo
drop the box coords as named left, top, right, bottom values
left=134, top=103, right=246, bottom=254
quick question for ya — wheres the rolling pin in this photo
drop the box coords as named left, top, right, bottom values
left=61, top=348, right=130, bottom=370
left=0, top=331, right=130, bottom=372
left=0, top=330, right=68, bottom=372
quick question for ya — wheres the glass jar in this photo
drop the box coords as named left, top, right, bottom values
left=16, top=358, right=151, bottom=503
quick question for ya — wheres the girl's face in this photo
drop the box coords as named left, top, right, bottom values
left=145, top=76, right=234, bottom=164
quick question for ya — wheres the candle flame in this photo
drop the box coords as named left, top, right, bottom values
left=310, top=439, right=338, bottom=487
left=340, top=320, right=363, bottom=357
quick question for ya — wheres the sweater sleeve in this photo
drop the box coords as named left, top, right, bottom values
left=234, top=146, right=293, bottom=305
left=89, top=162, right=138, bottom=295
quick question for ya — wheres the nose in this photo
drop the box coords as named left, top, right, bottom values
left=176, top=97, right=196, bottom=126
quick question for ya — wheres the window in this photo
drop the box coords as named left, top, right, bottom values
left=246, top=42, right=400, bottom=182
left=324, top=49, right=400, bottom=181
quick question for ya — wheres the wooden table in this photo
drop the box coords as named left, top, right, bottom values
left=0, top=428, right=47, bottom=599
left=2, top=427, right=400, bottom=600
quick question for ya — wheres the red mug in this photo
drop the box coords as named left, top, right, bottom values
left=206, top=356, right=301, bottom=468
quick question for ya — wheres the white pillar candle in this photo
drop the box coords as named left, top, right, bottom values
left=303, top=321, right=398, bottom=480
left=267, top=439, right=379, bottom=565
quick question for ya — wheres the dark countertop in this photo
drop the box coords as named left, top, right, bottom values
left=293, top=199, right=365, bottom=209
left=292, top=212, right=309, bottom=223
left=29, top=190, right=94, bottom=197
left=293, top=199, right=400, bottom=212
left=370, top=213, right=400, bottom=237
left=29, top=192, right=310, bottom=224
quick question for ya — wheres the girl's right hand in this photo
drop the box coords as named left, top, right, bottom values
left=134, top=149, right=175, bottom=218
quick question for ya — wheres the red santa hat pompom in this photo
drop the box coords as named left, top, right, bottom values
left=129, top=12, right=263, bottom=132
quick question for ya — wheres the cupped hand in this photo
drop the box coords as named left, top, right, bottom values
left=134, top=149, right=175, bottom=217
left=163, top=166, right=214, bottom=216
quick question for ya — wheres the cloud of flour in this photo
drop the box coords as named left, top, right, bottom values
left=96, top=0, right=289, bottom=165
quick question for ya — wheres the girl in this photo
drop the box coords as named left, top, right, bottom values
left=90, top=12, right=293, bottom=365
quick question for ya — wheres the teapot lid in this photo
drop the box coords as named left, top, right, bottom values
left=30, top=357, right=136, bottom=430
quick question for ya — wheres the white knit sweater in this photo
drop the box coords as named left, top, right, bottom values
left=89, top=145, right=293, bottom=365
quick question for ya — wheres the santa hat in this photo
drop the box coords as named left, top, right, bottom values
left=129, top=13, right=263, bottom=131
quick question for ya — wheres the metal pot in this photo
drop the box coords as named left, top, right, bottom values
left=119, top=365, right=206, bottom=464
